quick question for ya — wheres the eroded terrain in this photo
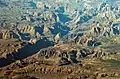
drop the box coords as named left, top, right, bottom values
left=0, top=39, right=120, bottom=79
left=0, top=0, right=120, bottom=79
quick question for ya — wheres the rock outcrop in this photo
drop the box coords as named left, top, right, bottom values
left=0, top=28, right=18, bottom=39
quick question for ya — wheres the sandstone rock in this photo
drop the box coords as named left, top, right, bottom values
left=0, top=28, right=16, bottom=39
left=28, top=38, right=38, bottom=44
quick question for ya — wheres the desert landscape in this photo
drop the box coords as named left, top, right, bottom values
left=0, top=0, right=120, bottom=79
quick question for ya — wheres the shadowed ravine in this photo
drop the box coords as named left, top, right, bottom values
left=1, top=0, right=120, bottom=79
left=0, top=39, right=54, bottom=67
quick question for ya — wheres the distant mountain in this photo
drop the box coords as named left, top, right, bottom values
left=0, top=0, right=120, bottom=44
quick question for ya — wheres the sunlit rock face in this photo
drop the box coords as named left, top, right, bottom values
left=0, top=28, right=19, bottom=39
left=0, top=0, right=120, bottom=42
left=1, top=1, right=120, bottom=79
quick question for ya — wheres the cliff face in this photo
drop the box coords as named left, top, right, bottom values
left=0, top=0, right=120, bottom=43
left=0, top=0, right=120, bottom=60
left=0, top=1, right=120, bottom=79
left=0, top=28, right=18, bottom=39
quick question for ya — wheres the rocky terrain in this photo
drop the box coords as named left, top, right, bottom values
left=0, top=0, right=120, bottom=79
left=1, top=42, right=120, bottom=79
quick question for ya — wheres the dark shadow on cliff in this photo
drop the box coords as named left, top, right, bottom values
left=0, top=38, right=54, bottom=67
